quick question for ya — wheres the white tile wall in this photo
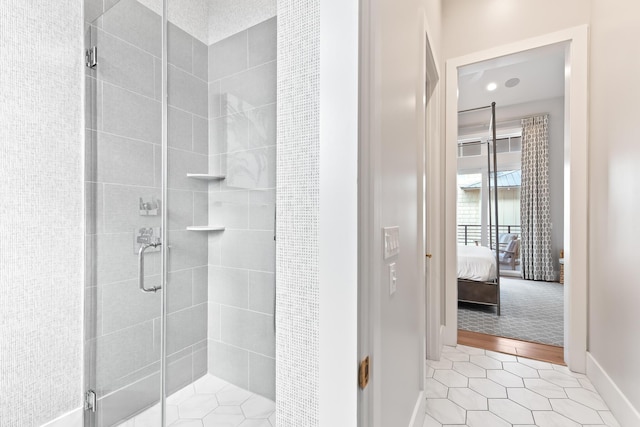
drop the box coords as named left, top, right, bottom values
left=275, top=0, right=320, bottom=425
left=0, top=1, right=84, bottom=425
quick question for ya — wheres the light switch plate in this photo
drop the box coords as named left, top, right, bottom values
left=383, top=226, right=400, bottom=259
left=389, top=262, right=397, bottom=295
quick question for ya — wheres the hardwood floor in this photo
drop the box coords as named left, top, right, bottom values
left=458, top=329, right=566, bottom=365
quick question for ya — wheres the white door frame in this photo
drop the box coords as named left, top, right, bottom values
left=357, top=0, right=379, bottom=424
left=442, top=26, right=589, bottom=373
left=424, top=24, right=443, bottom=362
left=416, top=12, right=442, bottom=427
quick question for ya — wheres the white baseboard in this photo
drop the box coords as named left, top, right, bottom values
left=408, top=391, right=426, bottom=427
left=41, top=407, right=83, bottom=427
left=587, top=352, right=640, bottom=427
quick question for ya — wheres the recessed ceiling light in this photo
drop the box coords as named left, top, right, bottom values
left=486, top=82, right=497, bottom=91
left=505, top=77, right=520, bottom=88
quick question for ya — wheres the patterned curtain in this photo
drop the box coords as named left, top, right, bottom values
left=520, top=115, right=555, bottom=281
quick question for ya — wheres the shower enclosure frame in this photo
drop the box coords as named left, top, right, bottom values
left=84, top=1, right=280, bottom=424
left=83, top=1, right=180, bottom=425
left=159, top=0, right=169, bottom=425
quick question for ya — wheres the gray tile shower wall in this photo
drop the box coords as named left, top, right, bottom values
left=85, top=1, right=209, bottom=424
left=207, top=16, right=277, bottom=401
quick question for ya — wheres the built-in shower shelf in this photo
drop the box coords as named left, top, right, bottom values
left=186, top=226, right=226, bottom=232
left=186, top=173, right=226, bottom=181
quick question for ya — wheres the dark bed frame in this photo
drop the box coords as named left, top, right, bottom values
left=457, top=102, right=502, bottom=316
left=458, top=278, right=500, bottom=316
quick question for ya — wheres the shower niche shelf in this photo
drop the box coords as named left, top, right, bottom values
left=186, top=173, right=226, bottom=181
left=186, top=226, right=226, bottom=232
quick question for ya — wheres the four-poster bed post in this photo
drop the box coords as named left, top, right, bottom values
left=457, top=102, right=501, bottom=315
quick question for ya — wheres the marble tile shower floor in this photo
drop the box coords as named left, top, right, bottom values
left=118, top=374, right=275, bottom=427
left=424, top=345, right=621, bottom=427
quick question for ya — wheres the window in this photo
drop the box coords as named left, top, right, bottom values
left=457, top=170, right=522, bottom=246
left=458, top=141, right=482, bottom=157
left=457, top=135, right=522, bottom=158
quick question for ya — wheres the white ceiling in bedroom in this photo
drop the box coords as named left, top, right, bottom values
left=457, top=42, right=567, bottom=111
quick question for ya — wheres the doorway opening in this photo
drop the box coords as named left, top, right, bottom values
left=441, top=27, right=589, bottom=372
left=454, top=44, right=567, bottom=356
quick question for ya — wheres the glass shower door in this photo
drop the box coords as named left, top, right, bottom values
left=84, top=0, right=164, bottom=425
left=85, top=0, right=278, bottom=425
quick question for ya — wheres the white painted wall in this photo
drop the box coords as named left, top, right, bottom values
left=442, top=0, right=591, bottom=59
left=361, top=0, right=441, bottom=425
left=424, top=0, right=442, bottom=60
left=319, top=0, right=359, bottom=426
left=0, top=0, right=84, bottom=425
left=589, top=0, right=640, bottom=417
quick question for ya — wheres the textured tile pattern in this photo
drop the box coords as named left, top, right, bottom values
left=207, top=0, right=277, bottom=45
left=458, top=277, right=564, bottom=346
left=424, top=345, right=621, bottom=427
left=120, top=374, right=275, bottom=426
left=100, top=0, right=210, bottom=43
left=207, top=17, right=276, bottom=402
left=275, top=0, right=320, bottom=425
left=0, top=1, right=83, bottom=425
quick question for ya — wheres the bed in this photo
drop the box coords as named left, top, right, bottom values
left=458, top=245, right=501, bottom=315
left=458, top=246, right=500, bottom=316
left=458, top=245, right=497, bottom=282
left=457, top=103, right=502, bottom=315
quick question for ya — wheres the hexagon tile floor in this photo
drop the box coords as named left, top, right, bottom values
left=119, top=374, right=274, bottom=427
left=424, top=345, right=621, bottom=427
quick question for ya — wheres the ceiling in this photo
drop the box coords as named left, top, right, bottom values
left=457, top=43, right=567, bottom=111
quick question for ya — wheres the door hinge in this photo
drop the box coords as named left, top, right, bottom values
left=85, top=389, right=97, bottom=412
left=85, top=46, right=97, bottom=69
left=358, top=356, right=370, bottom=389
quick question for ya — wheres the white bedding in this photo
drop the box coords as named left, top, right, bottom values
left=458, top=245, right=497, bottom=282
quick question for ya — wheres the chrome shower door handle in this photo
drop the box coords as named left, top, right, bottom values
left=139, top=242, right=162, bottom=293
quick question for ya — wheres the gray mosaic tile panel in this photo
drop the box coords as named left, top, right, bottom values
left=1, top=1, right=83, bottom=425
left=275, top=1, right=320, bottom=425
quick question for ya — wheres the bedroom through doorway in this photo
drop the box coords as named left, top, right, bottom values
left=454, top=44, right=567, bottom=357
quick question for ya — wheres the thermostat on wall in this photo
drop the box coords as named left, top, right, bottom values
left=383, top=226, right=400, bottom=259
